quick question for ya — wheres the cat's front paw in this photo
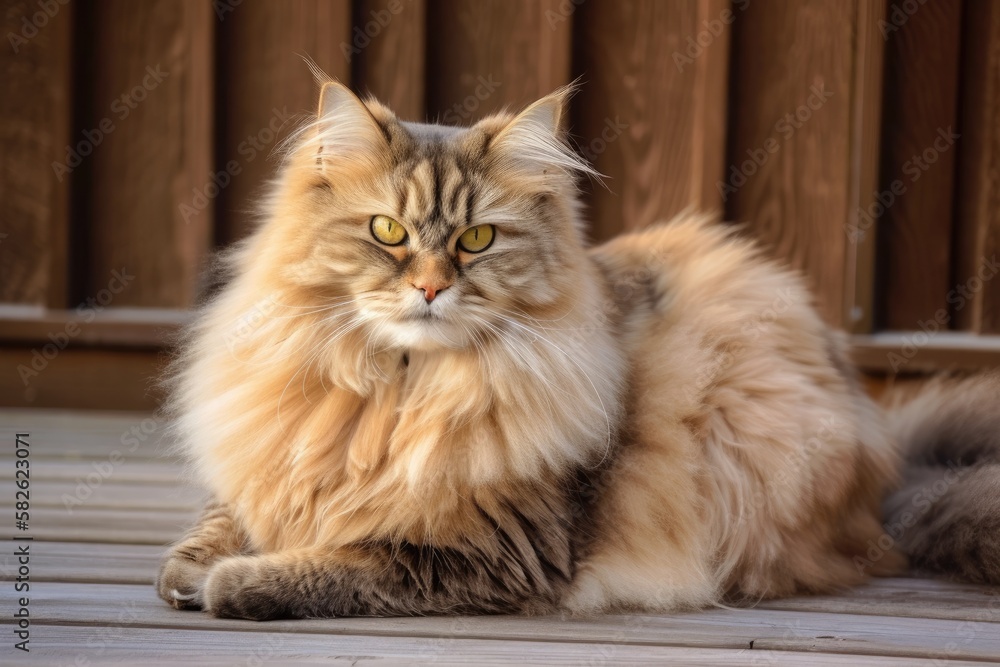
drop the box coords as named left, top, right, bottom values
left=203, top=556, right=288, bottom=621
left=156, top=553, right=210, bottom=610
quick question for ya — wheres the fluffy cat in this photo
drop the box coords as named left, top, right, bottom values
left=157, top=81, right=1000, bottom=620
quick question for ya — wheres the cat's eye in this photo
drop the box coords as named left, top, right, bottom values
left=370, top=215, right=407, bottom=246
left=457, top=224, right=495, bottom=253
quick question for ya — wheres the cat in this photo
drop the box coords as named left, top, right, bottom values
left=156, top=81, right=1000, bottom=620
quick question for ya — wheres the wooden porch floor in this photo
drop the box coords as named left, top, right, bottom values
left=2, top=409, right=999, bottom=665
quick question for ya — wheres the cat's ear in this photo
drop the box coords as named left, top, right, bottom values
left=485, top=86, right=597, bottom=178
left=315, top=81, right=388, bottom=170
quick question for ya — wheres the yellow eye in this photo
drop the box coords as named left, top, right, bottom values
left=457, top=224, right=495, bottom=253
left=370, top=215, right=407, bottom=246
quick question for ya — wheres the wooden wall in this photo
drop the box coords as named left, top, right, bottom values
left=1, top=0, right=998, bottom=410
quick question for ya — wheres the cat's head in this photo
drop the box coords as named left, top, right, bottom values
left=266, top=82, right=598, bottom=351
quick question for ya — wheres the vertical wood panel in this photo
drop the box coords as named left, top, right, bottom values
left=426, top=0, right=572, bottom=122
left=843, top=0, right=887, bottom=333
left=876, top=0, right=962, bottom=330
left=0, top=0, right=72, bottom=307
left=80, top=0, right=213, bottom=308
left=725, top=0, right=856, bottom=327
left=216, top=0, right=351, bottom=244
left=953, top=0, right=1000, bottom=333
left=354, top=0, right=426, bottom=120
left=573, top=0, right=731, bottom=242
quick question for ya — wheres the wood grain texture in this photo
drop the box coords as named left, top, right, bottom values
left=0, top=347, right=167, bottom=410
left=22, top=506, right=196, bottom=544
left=354, top=0, right=427, bottom=120
left=425, top=0, right=572, bottom=122
left=31, top=625, right=1000, bottom=666
left=0, top=0, right=72, bottom=307
left=0, top=542, right=163, bottom=585
left=572, top=0, right=731, bottom=242
left=953, top=0, right=1000, bottom=333
left=876, top=0, right=962, bottom=330
left=22, top=585, right=1000, bottom=662
left=3, top=408, right=1000, bottom=664
left=843, top=0, right=887, bottom=333
left=78, top=0, right=214, bottom=308
left=0, top=305, right=189, bottom=348
left=725, top=0, right=855, bottom=327
left=215, top=0, right=351, bottom=244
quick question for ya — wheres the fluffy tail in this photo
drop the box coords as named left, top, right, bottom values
left=882, top=372, right=1000, bottom=584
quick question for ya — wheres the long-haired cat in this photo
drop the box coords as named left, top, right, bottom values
left=157, top=81, right=1000, bottom=620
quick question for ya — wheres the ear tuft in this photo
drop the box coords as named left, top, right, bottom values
left=488, top=86, right=598, bottom=179
left=312, top=81, right=388, bottom=171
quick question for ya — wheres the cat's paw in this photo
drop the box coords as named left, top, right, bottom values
left=203, top=556, right=286, bottom=621
left=156, top=553, right=210, bottom=610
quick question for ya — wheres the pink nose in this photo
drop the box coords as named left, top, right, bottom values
left=413, top=280, right=448, bottom=303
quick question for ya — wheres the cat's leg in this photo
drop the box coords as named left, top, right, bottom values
left=200, top=541, right=553, bottom=620
left=562, top=429, right=720, bottom=614
left=157, top=500, right=248, bottom=610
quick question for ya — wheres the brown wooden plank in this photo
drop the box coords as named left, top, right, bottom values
left=22, top=583, right=1000, bottom=662
left=426, top=0, right=572, bottom=122
left=953, top=0, right=1000, bottom=333
left=876, top=0, right=962, bottom=330
left=724, top=0, right=856, bottom=327
left=0, top=347, right=167, bottom=410
left=215, top=0, right=351, bottom=244
left=78, top=0, right=214, bottom=308
left=843, top=0, right=887, bottom=333
left=0, top=0, right=72, bottom=307
left=573, top=0, right=731, bottom=241
left=850, top=332, right=1000, bottom=373
left=354, top=0, right=427, bottom=120
left=0, top=306, right=188, bottom=348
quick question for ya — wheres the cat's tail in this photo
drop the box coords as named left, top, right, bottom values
left=882, top=372, right=1000, bottom=584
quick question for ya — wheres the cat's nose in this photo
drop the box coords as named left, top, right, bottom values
left=412, top=279, right=450, bottom=303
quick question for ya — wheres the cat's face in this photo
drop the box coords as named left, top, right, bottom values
left=277, top=83, right=595, bottom=351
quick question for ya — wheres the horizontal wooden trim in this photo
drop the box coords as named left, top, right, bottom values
left=3, top=306, right=1000, bottom=376
left=0, top=306, right=190, bottom=349
left=850, top=332, right=1000, bottom=373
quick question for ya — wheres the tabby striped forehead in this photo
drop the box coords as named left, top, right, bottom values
left=397, top=155, right=474, bottom=246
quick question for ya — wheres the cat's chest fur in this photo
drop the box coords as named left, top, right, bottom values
left=203, top=335, right=623, bottom=552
